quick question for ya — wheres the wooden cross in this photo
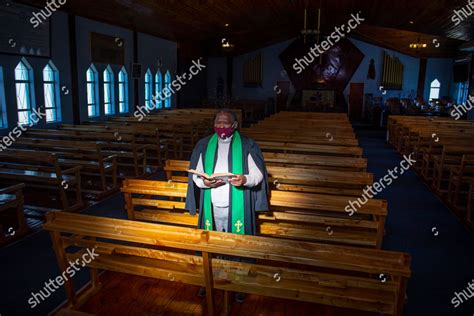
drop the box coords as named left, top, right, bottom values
left=205, top=219, right=211, bottom=230
left=234, top=220, right=243, bottom=233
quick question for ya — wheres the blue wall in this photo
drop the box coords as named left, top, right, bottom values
left=75, top=16, right=134, bottom=122
left=0, top=7, right=178, bottom=132
left=0, top=12, right=72, bottom=132
left=76, top=17, right=178, bottom=122
left=207, top=57, right=227, bottom=99
left=232, top=39, right=295, bottom=101
left=225, top=37, right=455, bottom=114
left=424, top=58, right=454, bottom=101
left=344, top=38, right=420, bottom=101
left=137, top=32, right=177, bottom=111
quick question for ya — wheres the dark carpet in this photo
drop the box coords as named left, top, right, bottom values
left=356, top=128, right=474, bottom=316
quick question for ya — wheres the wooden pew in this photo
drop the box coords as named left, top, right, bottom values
left=262, top=152, right=367, bottom=171
left=258, top=141, right=363, bottom=157
left=121, top=179, right=387, bottom=248
left=3, top=148, right=117, bottom=199
left=241, top=129, right=359, bottom=147
left=12, top=137, right=147, bottom=178
left=389, top=116, right=474, bottom=231
left=170, top=108, right=243, bottom=124
left=0, top=152, right=82, bottom=212
left=0, top=183, right=25, bottom=243
left=44, top=212, right=410, bottom=316
left=417, top=137, right=472, bottom=180
left=164, top=160, right=372, bottom=196
left=266, top=165, right=372, bottom=196
left=59, top=123, right=170, bottom=165
left=431, top=145, right=474, bottom=196
left=447, top=155, right=474, bottom=215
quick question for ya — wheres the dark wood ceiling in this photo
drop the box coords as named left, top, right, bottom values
left=19, top=0, right=474, bottom=57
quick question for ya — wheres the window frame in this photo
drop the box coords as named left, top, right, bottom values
left=42, top=61, right=62, bottom=123
left=145, top=69, right=153, bottom=110
left=155, top=71, right=163, bottom=109
left=103, top=65, right=115, bottom=116
left=164, top=70, right=171, bottom=109
left=15, top=58, right=36, bottom=126
left=118, top=67, right=129, bottom=114
left=87, top=64, right=100, bottom=118
left=429, top=79, right=441, bottom=101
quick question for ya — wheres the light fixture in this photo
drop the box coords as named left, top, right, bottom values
left=221, top=38, right=234, bottom=51
left=409, top=37, right=427, bottom=49
left=409, top=21, right=414, bottom=24
left=225, top=23, right=229, bottom=27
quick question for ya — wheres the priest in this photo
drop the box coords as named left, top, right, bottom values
left=185, top=109, right=269, bottom=235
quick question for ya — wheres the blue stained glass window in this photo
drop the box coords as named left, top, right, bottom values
left=165, top=70, right=171, bottom=108
left=87, top=65, right=99, bottom=117
left=15, top=59, right=35, bottom=125
left=103, top=65, right=115, bottom=115
left=145, top=69, right=153, bottom=110
left=155, top=71, right=163, bottom=109
left=43, top=62, right=61, bottom=123
left=118, top=67, right=129, bottom=113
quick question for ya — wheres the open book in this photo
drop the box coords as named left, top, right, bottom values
left=187, top=169, right=235, bottom=181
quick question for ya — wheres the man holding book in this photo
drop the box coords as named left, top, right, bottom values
left=185, top=109, right=269, bottom=235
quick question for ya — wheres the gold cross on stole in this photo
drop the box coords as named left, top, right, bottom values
left=234, top=220, right=243, bottom=233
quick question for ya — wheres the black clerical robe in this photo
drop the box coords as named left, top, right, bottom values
left=185, top=134, right=269, bottom=235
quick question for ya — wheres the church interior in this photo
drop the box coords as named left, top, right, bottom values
left=1, top=0, right=474, bottom=315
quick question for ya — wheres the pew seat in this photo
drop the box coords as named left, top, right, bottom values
left=0, top=152, right=82, bottom=212
left=44, top=212, right=410, bottom=316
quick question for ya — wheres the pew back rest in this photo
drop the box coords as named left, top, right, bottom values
left=44, top=212, right=410, bottom=315
left=121, top=179, right=387, bottom=248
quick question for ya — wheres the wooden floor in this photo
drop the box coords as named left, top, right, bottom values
left=76, top=271, right=377, bottom=316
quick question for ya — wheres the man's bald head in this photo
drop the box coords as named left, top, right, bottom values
left=214, top=109, right=238, bottom=128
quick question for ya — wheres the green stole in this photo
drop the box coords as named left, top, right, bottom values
left=202, top=131, right=245, bottom=234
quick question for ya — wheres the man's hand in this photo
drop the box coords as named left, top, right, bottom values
left=230, top=175, right=247, bottom=187
left=203, top=178, right=225, bottom=188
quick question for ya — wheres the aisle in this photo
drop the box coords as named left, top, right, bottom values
left=356, top=128, right=474, bottom=316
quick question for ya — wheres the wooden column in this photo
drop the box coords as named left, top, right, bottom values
left=417, top=58, right=427, bottom=99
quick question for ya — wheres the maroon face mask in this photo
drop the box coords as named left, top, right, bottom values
left=214, top=127, right=234, bottom=139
